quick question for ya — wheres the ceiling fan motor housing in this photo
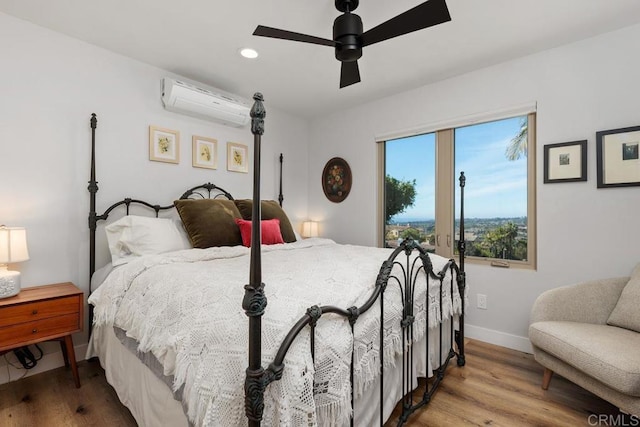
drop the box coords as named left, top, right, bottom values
left=335, top=0, right=359, bottom=13
left=333, top=12, right=363, bottom=62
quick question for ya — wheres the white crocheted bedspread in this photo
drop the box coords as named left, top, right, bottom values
left=89, top=238, right=463, bottom=426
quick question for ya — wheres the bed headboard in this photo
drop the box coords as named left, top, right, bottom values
left=87, top=114, right=284, bottom=279
left=87, top=111, right=284, bottom=331
left=88, top=151, right=235, bottom=280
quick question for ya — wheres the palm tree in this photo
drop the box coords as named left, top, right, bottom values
left=505, top=117, right=528, bottom=161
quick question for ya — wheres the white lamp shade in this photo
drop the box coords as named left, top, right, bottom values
left=301, top=221, right=319, bottom=238
left=0, top=226, right=30, bottom=264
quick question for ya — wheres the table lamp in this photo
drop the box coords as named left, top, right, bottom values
left=0, top=226, right=30, bottom=299
left=301, top=221, right=319, bottom=239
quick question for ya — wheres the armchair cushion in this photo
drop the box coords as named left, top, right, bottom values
left=530, top=277, right=628, bottom=325
left=529, top=321, right=640, bottom=396
left=608, top=263, right=640, bottom=333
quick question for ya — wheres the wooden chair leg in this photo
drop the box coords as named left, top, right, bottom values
left=542, top=367, right=553, bottom=390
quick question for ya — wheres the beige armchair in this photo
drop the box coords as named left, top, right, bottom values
left=529, top=271, right=640, bottom=416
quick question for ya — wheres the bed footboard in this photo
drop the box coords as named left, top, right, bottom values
left=258, top=239, right=465, bottom=426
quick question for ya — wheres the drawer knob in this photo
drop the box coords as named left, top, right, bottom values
left=32, top=310, right=38, bottom=315
left=32, top=329, right=38, bottom=334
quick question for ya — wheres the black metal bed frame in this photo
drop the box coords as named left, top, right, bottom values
left=86, top=90, right=466, bottom=427
left=242, top=94, right=466, bottom=426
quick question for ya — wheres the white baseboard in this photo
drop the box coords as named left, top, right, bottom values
left=465, top=324, right=533, bottom=354
left=0, top=343, right=87, bottom=386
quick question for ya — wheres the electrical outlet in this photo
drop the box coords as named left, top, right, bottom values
left=477, top=293, right=487, bottom=310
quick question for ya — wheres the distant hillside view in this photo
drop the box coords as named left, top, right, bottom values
left=385, top=217, right=528, bottom=261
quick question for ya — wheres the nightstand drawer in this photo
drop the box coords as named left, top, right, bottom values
left=0, top=313, right=80, bottom=351
left=0, top=296, right=81, bottom=328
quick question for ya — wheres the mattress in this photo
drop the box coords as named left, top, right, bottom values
left=88, top=238, right=462, bottom=426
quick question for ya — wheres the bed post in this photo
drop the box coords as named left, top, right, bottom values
left=88, top=113, right=98, bottom=333
left=456, top=171, right=466, bottom=366
left=243, top=93, right=268, bottom=426
left=278, top=153, right=284, bottom=207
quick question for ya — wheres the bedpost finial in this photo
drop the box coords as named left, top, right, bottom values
left=91, top=113, right=97, bottom=129
left=459, top=171, right=466, bottom=188
left=251, top=92, right=266, bottom=136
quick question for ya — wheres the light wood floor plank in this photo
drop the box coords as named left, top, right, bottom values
left=0, top=339, right=622, bottom=426
left=0, top=359, right=137, bottom=426
left=386, top=339, right=619, bottom=426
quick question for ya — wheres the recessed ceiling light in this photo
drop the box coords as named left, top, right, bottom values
left=240, top=48, right=258, bottom=59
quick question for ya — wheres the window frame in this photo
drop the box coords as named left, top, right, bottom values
left=378, top=112, right=537, bottom=270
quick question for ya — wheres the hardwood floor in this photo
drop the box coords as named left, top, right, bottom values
left=385, top=339, right=620, bottom=426
left=0, top=339, right=622, bottom=426
left=0, top=357, right=136, bottom=426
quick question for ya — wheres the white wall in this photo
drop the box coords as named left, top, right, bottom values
left=0, top=11, right=309, bottom=369
left=308, top=23, right=640, bottom=352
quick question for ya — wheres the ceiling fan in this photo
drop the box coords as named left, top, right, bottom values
left=253, top=0, right=451, bottom=88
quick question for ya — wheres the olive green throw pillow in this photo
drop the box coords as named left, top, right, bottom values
left=607, top=263, right=640, bottom=333
left=174, top=199, right=243, bottom=248
left=234, top=200, right=297, bottom=243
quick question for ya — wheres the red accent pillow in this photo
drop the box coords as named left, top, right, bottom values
left=235, top=218, right=285, bottom=247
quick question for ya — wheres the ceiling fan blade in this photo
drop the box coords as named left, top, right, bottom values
left=340, top=61, right=361, bottom=88
left=361, top=0, right=451, bottom=47
left=253, top=25, right=336, bottom=47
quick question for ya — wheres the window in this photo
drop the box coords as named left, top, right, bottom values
left=383, top=133, right=436, bottom=251
left=379, top=112, right=536, bottom=269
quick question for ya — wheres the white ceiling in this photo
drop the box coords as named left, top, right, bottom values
left=3, top=0, right=640, bottom=118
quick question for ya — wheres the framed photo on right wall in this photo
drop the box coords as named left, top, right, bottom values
left=543, top=140, right=587, bottom=183
left=596, top=125, right=640, bottom=188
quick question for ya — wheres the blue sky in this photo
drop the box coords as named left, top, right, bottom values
left=386, top=116, right=527, bottom=221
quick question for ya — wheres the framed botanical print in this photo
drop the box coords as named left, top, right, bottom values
left=192, top=136, right=217, bottom=169
left=227, top=142, right=249, bottom=173
left=149, top=126, right=180, bottom=164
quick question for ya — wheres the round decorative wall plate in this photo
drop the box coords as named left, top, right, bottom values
left=322, top=157, right=352, bottom=203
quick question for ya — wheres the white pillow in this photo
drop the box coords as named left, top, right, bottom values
left=105, top=215, right=191, bottom=266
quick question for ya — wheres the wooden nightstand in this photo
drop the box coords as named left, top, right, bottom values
left=0, top=282, right=83, bottom=388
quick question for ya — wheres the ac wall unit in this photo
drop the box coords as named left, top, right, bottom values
left=161, top=78, right=251, bottom=127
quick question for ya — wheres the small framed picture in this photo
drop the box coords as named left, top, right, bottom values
left=597, top=125, right=640, bottom=188
left=543, top=140, right=587, bottom=183
left=149, top=126, right=180, bottom=164
left=192, top=136, right=218, bottom=169
left=322, top=157, right=352, bottom=202
left=227, top=142, right=249, bottom=173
